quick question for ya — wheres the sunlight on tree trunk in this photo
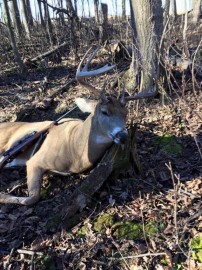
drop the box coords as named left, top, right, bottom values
left=125, top=0, right=164, bottom=93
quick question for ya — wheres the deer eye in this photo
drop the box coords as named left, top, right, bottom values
left=101, top=109, right=109, bottom=116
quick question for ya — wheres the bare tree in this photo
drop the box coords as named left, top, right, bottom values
left=9, top=0, right=22, bottom=38
left=99, top=3, right=108, bottom=44
left=192, top=0, right=201, bottom=24
left=37, top=0, right=45, bottom=28
left=65, top=0, right=77, bottom=19
left=2, top=0, right=27, bottom=74
left=21, top=0, right=31, bottom=39
left=94, top=0, right=99, bottom=23
left=26, top=0, right=34, bottom=27
left=163, top=0, right=170, bottom=26
left=170, top=0, right=177, bottom=21
left=74, top=0, right=78, bottom=17
left=125, top=0, right=164, bottom=92
left=57, top=0, right=65, bottom=25
left=43, top=0, right=53, bottom=43
left=122, top=0, right=126, bottom=19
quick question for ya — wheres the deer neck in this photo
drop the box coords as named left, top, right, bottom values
left=74, top=114, right=113, bottom=166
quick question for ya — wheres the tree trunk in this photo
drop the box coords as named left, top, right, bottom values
left=94, top=0, right=99, bottom=23
left=57, top=0, right=65, bottom=25
left=2, top=0, right=27, bottom=74
left=74, top=0, right=78, bottom=17
left=99, top=3, right=108, bottom=44
left=37, top=0, right=45, bottom=28
left=125, top=0, right=164, bottom=93
left=26, top=0, right=34, bottom=27
left=21, top=0, right=31, bottom=39
left=170, top=0, right=177, bottom=21
left=9, top=0, right=22, bottom=38
left=163, top=0, right=170, bottom=27
left=65, top=0, right=77, bottom=19
left=43, top=0, right=53, bottom=44
left=192, top=0, right=201, bottom=24
left=122, top=0, right=126, bottom=19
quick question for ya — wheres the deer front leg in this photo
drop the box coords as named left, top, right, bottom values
left=0, top=161, right=45, bottom=205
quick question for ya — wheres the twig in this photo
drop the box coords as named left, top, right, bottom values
left=4, top=248, right=15, bottom=268
left=17, top=249, right=43, bottom=256
left=191, top=39, right=202, bottom=95
left=0, top=96, right=15, bottom=106
left=8, top=182, right=26, bottom=194
left=111, top=240, right=130, bottom=270
left=109, top=252, right=166, bottom=260
left=165, top=162, right=179, bottom=245
left=179, top=189, right=201, bottom=199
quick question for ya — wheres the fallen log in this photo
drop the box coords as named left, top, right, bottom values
left=31, top=42, right=69, bottom=62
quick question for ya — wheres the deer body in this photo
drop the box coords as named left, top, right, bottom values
left=0, top=47, right=156, bottom=205
left=0, top=97, right=127, bottom=205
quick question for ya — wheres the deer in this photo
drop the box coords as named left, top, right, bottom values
left=0, top=48, right=157, bottom=205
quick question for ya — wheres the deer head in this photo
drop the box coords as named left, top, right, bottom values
left=76, top=47, right=157, bottom=145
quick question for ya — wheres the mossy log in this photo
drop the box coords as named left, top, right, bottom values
left=54, top=126, right=142, bottom=228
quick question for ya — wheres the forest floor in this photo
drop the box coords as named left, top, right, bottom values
left=0, top=46, right=201, bottom=270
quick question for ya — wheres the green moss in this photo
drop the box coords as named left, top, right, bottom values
left=154, top=134, right=182, bottom=155
left=40, top=182, right=52, bottom=199
left=93, top=214, right=161, bottom=240
left=145, top=221, right=160, bottom=237
left=78, top=224, right=89, bottom=237
left=113, top=221, right=143, bottom=240
left=113, top=221, right=160, bottom=240
left=94, top=214, right=114, bottom=234
left=191, top=235, right=202, bottom=262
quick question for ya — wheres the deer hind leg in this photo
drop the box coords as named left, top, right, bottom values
left=0, top=162, right=45, bottom=205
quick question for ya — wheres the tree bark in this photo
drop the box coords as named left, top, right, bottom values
left=65, top=0, right=77, bottom=19
left=170, top=0, right=177, bottom=21
left=43, top=0, right=53, bottom=44
left=2, top=0, right=27, bottom=74
left=74, top=0, right=78, bottom=17
left=26, top=0, right=34, bottom=27
left=192, top=0, right=201, bottom=24
left=122, top=0, right=126, bottom=19
left=21, top=0, right=31, bottom=39
left=126, top=0, right=164, bottom=93
left=94, top=0, right=99, bottom=23
left=57, top=0, right=65, bottom=25
left=9, top=0, right=22, bottom=38
left=37, top=0, right=45, bottom=28
left=99, top=3, right=108, bottom=44
left=163, top=0, right=170, bottom=27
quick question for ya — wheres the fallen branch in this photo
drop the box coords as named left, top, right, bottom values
left=31, top=42, right=69, bottom=62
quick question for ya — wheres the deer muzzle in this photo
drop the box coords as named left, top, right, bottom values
left=113, top=128, right=128, bottom=144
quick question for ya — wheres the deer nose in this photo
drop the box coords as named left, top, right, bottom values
left=113, top=128, right=128, bottom=144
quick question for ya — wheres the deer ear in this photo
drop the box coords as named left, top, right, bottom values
left=75, top=98, right=97, bottom=113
